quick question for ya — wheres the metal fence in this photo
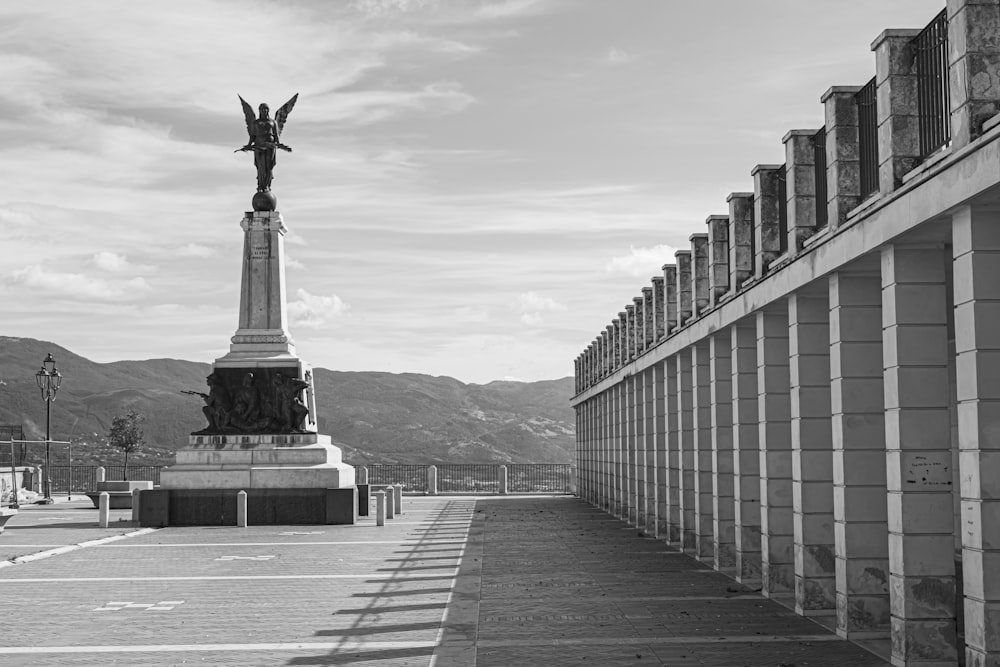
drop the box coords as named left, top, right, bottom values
left=812, top=127, right=828, bottom=230
left=856, top=76, right=879, bottom=199
left=366, top=463, right=575, bottom=494
left=22, top=465, right=163, bottom=494
left=915, top=8, right=950, bottom=158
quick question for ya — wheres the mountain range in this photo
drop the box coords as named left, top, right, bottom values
left=0, top=336, right=575, bottom=466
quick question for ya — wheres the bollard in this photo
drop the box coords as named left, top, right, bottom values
left=131, top=488, right=141, bottom=523
left=96, top=467, right=106, bottom=484
left=393, top=484, right=403, bottom=515
left=499, top=464, right=508, bottom=495
left=385, top=486, right=396, bottom=519
left=34, top=466, right=43, bottom=493
left=236, top=490, right=248, bottom=528
left=374, top=490, right=386, bottom=527
left=357, top=466, right=368, bottom=485
left=428, top=465, right=438, bottom=496
left=98, top=492, right=110, bottom=528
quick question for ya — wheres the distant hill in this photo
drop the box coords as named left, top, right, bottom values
left=0, top=336, right=575, bottom=466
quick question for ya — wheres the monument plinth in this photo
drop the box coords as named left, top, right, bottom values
left=144, top=94, right=356, bottom=527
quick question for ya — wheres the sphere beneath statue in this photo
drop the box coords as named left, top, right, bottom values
left=252, top=191, right=277, bottom=212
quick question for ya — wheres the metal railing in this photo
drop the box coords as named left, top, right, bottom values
left=437, top=464, right=500, bottom=493
left=915, top=8, right=950, bottom=158
left=776, top=164, right=788, bottom=255
left=507, top=464, right=575, bottom=493
left=856, top=76, right=879, bottom=199
left=366, top=464, right=429, bottom=493
left=812, top=128, right=828, bottom=229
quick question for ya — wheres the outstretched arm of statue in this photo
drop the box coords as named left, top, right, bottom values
left=234, top=142, right=254, bottom=153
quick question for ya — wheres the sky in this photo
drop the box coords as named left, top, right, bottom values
left=0, top=0, right=946, bottom=384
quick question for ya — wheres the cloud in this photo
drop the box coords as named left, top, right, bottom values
left=176, top=244, right=216, bottom=258
left=603, top=47, right=634, bottom=65
left=287, top=288, right=350, bottom=329
left=286, top=254, right=306, bottom=270
left=515, top=291, right=566, bottom=312
left=605, top=244, right=679, bottom=277
left=9, top=264, right=150, bottom=301
left=91, top=251, right=153, bottom=274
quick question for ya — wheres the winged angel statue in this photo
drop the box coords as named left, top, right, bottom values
left=235, top=94, right=298, bottom=193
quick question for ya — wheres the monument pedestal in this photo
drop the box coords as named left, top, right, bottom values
left=148, top=208, right=356, bottom=526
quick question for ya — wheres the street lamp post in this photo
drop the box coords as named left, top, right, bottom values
left=35, top=353, right=62, bottom=504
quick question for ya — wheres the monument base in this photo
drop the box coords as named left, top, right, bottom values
left=152, top=432, right=356, bottom=526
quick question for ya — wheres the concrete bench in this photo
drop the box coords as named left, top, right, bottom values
left=85, top=481, right=153, bottom=509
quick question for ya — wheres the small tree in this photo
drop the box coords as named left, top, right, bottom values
left=106, top=409, right=145, bottom=480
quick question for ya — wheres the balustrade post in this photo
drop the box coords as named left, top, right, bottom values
left=499, top=465, right=508, bottom=495
left=357, top=466, right=368, bottom=486
left=427, top=465, right=437, bottom=495
left=374, top=490, right=386, bottom=527
left=96, top=466, right=106, bottom=484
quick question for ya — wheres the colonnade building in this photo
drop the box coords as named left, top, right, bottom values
left=571, top=2, right=1000, bottom=665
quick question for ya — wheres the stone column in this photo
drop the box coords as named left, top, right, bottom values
left=614, top=317, right=624, bottom=372
left=633, top=370, right=646, bottom=528
left=665, top=354, right=682, bottom=545
left=675, top=251, right=693, bottom=326
left=710, top=331, right=736, bottom=573
left=606, top=325, right=615, bottom=376
left=643, top=366, right=657, bottom=535
left=783, top=129, right=821, bottom=253
left=677, top=350, right=696, bottom=553
left=952, top=205, right=1000, bottom=666
left=653, top=361, right=668, bottom=539
left=663, top=265, right=678, bottom=334
left=691, top=234, right=710, bottom=318
left=752, top=164, right=785, bottom=277
left=652, top=277, right=665, bottom=343
left=633, top=297, right=646, bottom=357
left=872, top=29, right=921, bottom=195
left=692, top=341, right=715, bottom=562
left=758, top=304, right=795, bottom=605
left=821, top=87, right=863, bottom=229
left=728, top=193, right=755, bottom=288
left=643, top=287, right=655, bottom=350
left=732, top=319, right=762, bottom=585
left=574, top=357, right=580, bottom=394
left=707, top=215, right=730, bottom=307
left=882, top=244, right=958, bottom=665
left=788, top=289, right=836, bottom=618
left=627, top=373, right=639, bottom=526
left=829, top=272, right=890, bottom=639
left=614, top=379, right=626, bottom=519
left=947, top=0, right=1000, bottom=150
left=626, top=304, right=637, bottom=362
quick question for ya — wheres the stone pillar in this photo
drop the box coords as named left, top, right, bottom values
left=675, top=251, right=693, bottom=326
left=758, top=304, right=795, bottom=604
left=710, top=332, right=736, bottom=573
left=606, top=325, right=615, bottom=376
left=633, top=370, right=646, bottom=528
left=643, top=366, right=657, bottom=535
left=663, top=265, right=678, bottom=334
left=498, top=467, right=508, bottom=496
left=643, top=287, right=655, bottom=350
left=614, top=317, right=624, bottom=372
left=357, top=466, right=368, bottom=486
left=653, top=361, right=668, bottom=538
left=633, top=297, right=646, bottom=357
left=783, top=129, right=820, bottom=253
left=665, top=355, right=682, bottom=545
left=236, top=490, right=248, bottom=528
left=821, top=86, right=863, bottom=229
left=752, top=165, right=785, bottom=277
left=231, top=211, right=294, bottom=355
left=952, top=205, right=1000, bottom=666
left=626, top=305, right=637, bottom=362
left=728, top=193, right=755, bottom=288
left=600, top=330, right=609, bottom=379
left=947, top=0, right=1000, bottom=150
left=872, top=29, right=922, bottom=195
left=626, top=374, right=638, bottom=525
left=96, top=467, right=106, bottom=484
left=829, top=272, right=890, bottom=639
left=692, top=341, right=715, bottom=562
left=732, top=320, right=762, bottom=585
left=788, top=289, right=836, bottom=618
left=652, top=277, right=665, bottom=343
left=707, top=215, right=730, bottom=307
left=882, top=244, right=958, bottom=665
left=691, top=234, right=710, bottom=318
left=677, top=351, right=696, bottom=553
left=616, top=379, right=627, bottom=519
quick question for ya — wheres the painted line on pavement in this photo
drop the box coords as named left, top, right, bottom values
left=430, top=504, right=482, bottom=667
left=0, top=641, right=436, bottom=655
left=0, top=528, right=159, bottom=570
left=476, top=634, right=848, bottom=647
left=0, top=572, right=458, bottom=583
left=95, top=540, right=406, bottom=547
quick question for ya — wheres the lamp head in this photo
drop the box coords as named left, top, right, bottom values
left=42, top=353, right=56, bottom=375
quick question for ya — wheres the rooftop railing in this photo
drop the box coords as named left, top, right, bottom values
left=813, top=127, right=828, bottom=229
left=915, top=8, right=951, bottom=158
left=856, top=76, right=879, bottom=199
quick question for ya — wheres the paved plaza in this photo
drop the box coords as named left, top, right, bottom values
left=0, top=495, right=886, bottom=666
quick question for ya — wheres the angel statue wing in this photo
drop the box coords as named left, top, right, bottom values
left=238, top=95, right=256, bottom=139
left=275, top=93, right=299, bottom=138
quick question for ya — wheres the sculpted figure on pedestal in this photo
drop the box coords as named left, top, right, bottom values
left=235, top=94, right=298, bottom=195
left=185, top=368, right=311, bottom=435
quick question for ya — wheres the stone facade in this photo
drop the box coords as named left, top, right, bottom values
left=572, top=3, right=1000, bottom=664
